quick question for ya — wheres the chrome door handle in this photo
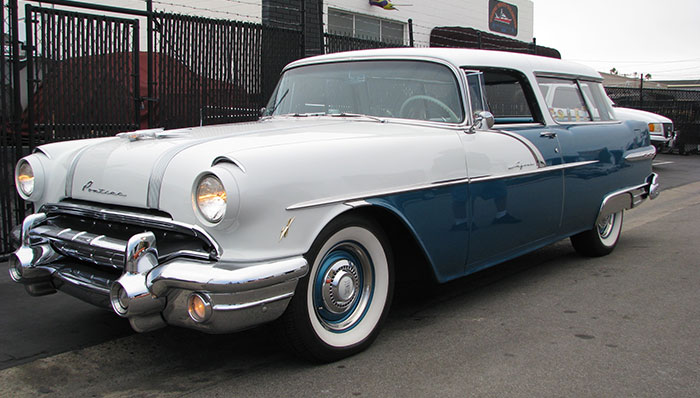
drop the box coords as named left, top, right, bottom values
left=540, top=131, right=557, bottom=139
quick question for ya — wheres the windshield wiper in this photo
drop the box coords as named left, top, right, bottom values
left=266, top=88, right=289, bottom=116
left=290, top=112, right=327, bottom=117
left=329, top=112, right=386, bottom=123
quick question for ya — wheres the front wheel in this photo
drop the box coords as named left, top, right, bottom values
left=280, top=215, right=394, bottom=362
left=570, top=210, right=623, bottom=257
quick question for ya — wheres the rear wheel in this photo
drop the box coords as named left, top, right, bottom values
left=280, top=215, right=394, bottom=362
left=570, top=210, right=623, bottom=257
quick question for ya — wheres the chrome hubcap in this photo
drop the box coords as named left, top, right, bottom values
left=597, top=213, right=615, bottom=239
left=321, top=260, right=360, bottom=313
left=313, top=242, right=374, bottom=332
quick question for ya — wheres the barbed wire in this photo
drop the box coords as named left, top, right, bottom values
left=221, top=0, right=301, bottom=13
left=151, top=0, right=261, bottom=21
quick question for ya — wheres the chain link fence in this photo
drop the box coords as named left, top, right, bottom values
left=606, top=87, right=700, bottom=147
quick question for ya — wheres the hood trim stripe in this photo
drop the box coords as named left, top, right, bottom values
left=65, top=144, right=98, bottom=197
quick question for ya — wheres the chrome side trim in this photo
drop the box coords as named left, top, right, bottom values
left=494, top=130, right=547, bottom=167
left=287, top=161, right=599, bottom=211
left=286, top=177, right=470, bottom=211
left=469, top=161, right=598, bottom=183
left=212, top=292, right=294, bottom=311
left=534, top=71, right=603, bottom=83
left=624, top=146, right=656, bottom=162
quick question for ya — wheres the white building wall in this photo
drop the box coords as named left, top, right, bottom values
left=323, top=0, right=534, bottom=46
left=15, top=0, right=532, bottom=47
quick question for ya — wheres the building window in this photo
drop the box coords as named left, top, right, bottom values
left=328, top=8, right=404, bottom=44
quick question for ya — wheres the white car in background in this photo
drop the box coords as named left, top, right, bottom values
left=612, top=106, right=675, bottom=153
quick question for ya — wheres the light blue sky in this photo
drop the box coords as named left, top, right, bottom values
left=532, top=0, right=700, bottom=80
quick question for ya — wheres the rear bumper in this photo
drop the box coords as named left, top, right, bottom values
left=597, top=172, right=659, bottom=223
left=9, top=213, right=308, bottom=333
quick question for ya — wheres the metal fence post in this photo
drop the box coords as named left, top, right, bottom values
left=134, top=19, right=141, bottom=128
left=147, top=0, right=153, bottom=128
left=639, top=74, right=644, bottom=109
left=9, top=0, right=22, bottom=159
left=24, top=5, right=35, bottom=152
left=408, top=18, right=414, bottom=47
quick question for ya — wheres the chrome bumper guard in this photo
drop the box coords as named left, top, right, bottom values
left=9, top=213, right=308, bottom=333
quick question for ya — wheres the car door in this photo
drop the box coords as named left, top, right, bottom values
left=461, top=69, right=564, bottom=273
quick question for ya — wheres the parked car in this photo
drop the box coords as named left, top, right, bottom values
left=610, top=105, right=675, bottom=153
left=10, top=48, right=659, bottom=362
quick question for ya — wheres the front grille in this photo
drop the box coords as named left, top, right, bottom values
left=32, top=224, right=127, bottom=269
left=663, top=123, right=673, bottom=138
left=31, top=202, right=219, bottom=272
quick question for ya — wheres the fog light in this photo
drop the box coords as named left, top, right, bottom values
left=188, top=292, right=212, bottom=323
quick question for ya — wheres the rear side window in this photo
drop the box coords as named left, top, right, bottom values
left=537, top=77, right=614, bottom=123
left=537, top=78, right=590, bottom=122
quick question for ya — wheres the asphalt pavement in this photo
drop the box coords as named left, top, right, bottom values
left=1, top=153, right=699, bottom=397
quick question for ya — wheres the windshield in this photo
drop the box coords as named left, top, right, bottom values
left=264, top=60, right=464, bottom=123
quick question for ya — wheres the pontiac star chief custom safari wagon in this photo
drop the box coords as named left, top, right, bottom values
left=10, top=48, right=659, bottom=362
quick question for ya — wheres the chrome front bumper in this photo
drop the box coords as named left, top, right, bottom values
left=9, top=212, right=308, bottom=333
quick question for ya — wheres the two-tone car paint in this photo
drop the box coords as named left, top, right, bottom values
left=10, top=48, right=657, bottom=361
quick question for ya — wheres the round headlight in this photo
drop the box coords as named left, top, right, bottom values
left=196, top=175, right=227, bottom=223
left=16, top=160, right=35, bottom=197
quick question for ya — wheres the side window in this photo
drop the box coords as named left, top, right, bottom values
left=467, top=68, right=542, bottom=125
left=537, top=77, right=591, bottom=123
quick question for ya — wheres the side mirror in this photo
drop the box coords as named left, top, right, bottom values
left=469, top=111, right=495, bottom=133
left=259, top=107, right=267, bottom=117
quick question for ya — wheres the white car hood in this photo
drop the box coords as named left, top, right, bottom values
left=67, top=119, right=349, bottom=208
left=613, top=107, right=672, bottom=123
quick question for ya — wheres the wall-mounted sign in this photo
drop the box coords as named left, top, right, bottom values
left=489, top=0, right=518, bottom=37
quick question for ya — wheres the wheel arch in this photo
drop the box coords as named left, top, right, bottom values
left=326, top=203, right=439, bottom=284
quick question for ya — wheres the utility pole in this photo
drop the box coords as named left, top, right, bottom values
left=639, top=73, right=644, bottom=108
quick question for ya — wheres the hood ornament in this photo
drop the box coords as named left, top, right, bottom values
left=117, top=128, right=190, bottom=142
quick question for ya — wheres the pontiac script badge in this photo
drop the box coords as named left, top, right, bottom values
left=82, top=181, right=127, bottom=198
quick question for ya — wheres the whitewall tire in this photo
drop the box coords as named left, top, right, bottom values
left=571, top=210, right=623, bottom=257
left=280, top=215, right=394, bottom=362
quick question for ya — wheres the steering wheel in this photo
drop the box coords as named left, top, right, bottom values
left=399, top=95, right=459, bottom=122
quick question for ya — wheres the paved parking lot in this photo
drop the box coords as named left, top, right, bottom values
left=1, top=154, right=699, bottom=397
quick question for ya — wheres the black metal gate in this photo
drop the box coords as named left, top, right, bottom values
left=24, top=5, right=140, bottom=147
left=0, top=1, right=393, bottom=257
left=153, top=13, right=303, bottom=129
left=1, top=1, right=25, bottom=256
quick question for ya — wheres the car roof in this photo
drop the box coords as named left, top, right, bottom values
left=285, top=48, right=602, bottom=81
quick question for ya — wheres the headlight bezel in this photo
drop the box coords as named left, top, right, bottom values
left=192, top=169, right=240, bottom=227
left=195, top=174, right=227, bottom=223
left=15, top=156, right=45, bottom=201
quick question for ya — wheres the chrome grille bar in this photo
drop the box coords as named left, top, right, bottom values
left=31, top=224, right=127, bottom=269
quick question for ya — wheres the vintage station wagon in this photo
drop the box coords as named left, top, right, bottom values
left=10, top=48, right=658, bottom=362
